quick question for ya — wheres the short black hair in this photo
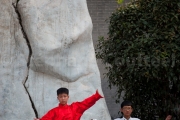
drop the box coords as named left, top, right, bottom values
left=57, top=87, right=69, bottom=95
left=121, top=100, right=132, bottom=108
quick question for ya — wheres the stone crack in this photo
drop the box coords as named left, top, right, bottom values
left=12, top=0, right=38, bottom=118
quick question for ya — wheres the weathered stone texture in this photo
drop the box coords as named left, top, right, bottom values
left=0, top=0, right=111, bottom=120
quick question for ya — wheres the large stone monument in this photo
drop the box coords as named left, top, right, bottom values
left=0, top=0, right=111, bottom=119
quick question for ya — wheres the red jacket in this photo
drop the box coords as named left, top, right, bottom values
left=40, top=91, right=103, bottom=120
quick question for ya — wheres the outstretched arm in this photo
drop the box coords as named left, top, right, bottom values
left=33, top=109, right=55, bottom=120
left=75, top=90, right=103, bottom=114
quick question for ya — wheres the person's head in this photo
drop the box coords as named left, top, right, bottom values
left=120, top=100, right=133, bottom=119
left=57, top=87, right=69, bottom=105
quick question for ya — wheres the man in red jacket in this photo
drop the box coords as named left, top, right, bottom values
left=34, top=87, right=103, bottom=120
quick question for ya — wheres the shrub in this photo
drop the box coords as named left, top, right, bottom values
left=96, top=0, right=180, bottom=119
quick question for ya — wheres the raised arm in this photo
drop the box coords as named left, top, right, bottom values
left=75, top=90, right=103, bottom=114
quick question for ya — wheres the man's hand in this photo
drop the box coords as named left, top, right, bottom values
left=34, top=118, right=40, bottom=120
left=96, top=89, right=104, bottom=98
left=165, top=115, right=172, bottom=120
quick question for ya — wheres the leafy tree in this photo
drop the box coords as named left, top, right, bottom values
left=96, top=0, right=180, bottom=119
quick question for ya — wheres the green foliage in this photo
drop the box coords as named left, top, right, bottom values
left=96, top=0, right=180, bottom=119
left=117, top=0, right=124, bottom=4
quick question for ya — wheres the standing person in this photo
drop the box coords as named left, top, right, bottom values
left=114, top=100, right=140, bottom=120
left=34, top=87, right=103, bottom=120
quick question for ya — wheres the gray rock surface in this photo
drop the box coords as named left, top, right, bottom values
left=0, top=0, right=35, bottom=120
left=0, top=0, right=111, bottom=119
